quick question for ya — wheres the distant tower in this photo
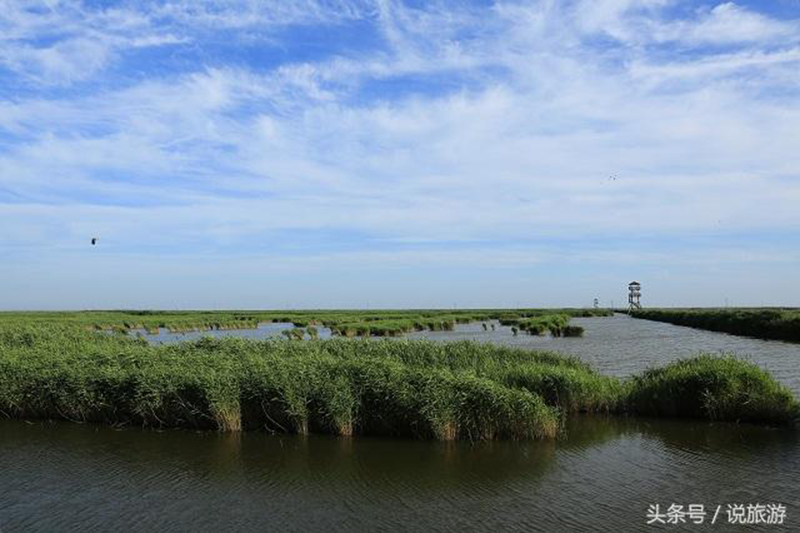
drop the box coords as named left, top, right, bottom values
left=628, top=281, right=642, bottom=313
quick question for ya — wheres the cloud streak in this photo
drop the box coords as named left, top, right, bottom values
left=1, top=0, right=799, bottom=307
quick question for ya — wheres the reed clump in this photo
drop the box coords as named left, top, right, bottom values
left=0, top=328, right=566, bottom=440
left=562, top=325, right=584, bottom=337
left=515, top=314, right=573, bottom=336
left=1, top=324, right=794, bottom=439
left=281, top=328, right=306, bottom=340
left=328, top=318, right=456, bottom=337
left=626, top=355, right=800, bottom=425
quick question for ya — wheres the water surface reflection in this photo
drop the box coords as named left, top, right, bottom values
left=1, top=418, right=796, bottom=532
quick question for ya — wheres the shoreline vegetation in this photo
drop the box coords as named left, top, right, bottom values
left=499, top=313, right=584, bottom=337
left=631, top=308, right=800, bottom=343
left=1, top=322, right=797, bottom=440
left=0, top=308, right=608, bottom=338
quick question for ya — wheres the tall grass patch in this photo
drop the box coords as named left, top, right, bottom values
left=627, top=355, right=800, bottom=425
left=1, top=324, right=796, bottom=438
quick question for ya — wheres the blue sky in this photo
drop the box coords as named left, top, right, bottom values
left=1, top=0, right=799, bottom=310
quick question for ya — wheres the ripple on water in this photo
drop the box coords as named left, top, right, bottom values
left=0, top=418, right=797, bottom=532
left=10, top=316, right=798, bottom=530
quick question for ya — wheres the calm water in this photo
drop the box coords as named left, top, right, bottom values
left=1, top=418, right=797, bottom=532
left=410, top=315, right=800, bottom=395
left=3, top=316, right=799, bottom=532
left=130, top=322, right=333, bottom=345
left=135, top=316, right=799, bottom=395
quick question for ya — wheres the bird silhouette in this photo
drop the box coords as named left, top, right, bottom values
left=91, top=237, right=98, bottom=245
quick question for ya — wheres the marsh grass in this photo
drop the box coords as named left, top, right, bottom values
left=0, top=328, right=567, bottom=439
left=280, top=328, right=305, bottom=340
left=329, top=318, right=457, bottom=337
left=563, top=325, right=584, bottom=337
left=517, top=314, right=572, bottom=336
left=626, top=355, right=800, bottom=425
left=1, top=322, right=794, bottom=440
left=0, top=308, right=611, bottom=338
left=632, top=308, right=800, bottom=343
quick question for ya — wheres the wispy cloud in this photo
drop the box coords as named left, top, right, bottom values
left=1, top=0, right=799, bottom=307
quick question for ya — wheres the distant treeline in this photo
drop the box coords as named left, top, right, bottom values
left=631, top=308, right=800, bottom=343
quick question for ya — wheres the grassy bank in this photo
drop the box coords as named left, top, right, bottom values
left=1, top=324, right=796, bottom=439
left=631, top=308, right=800, bottom=343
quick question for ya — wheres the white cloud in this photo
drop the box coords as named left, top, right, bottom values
left=658, top=3, right=798, bottom=45
left=574, top=0, right=799, bottom=47
left=1, top=1, right=799, bottom=307
left=149, top=0, right=369, bottom=29
left=0, top=37, right=113, bottom=84
left=0, top=0, right=372, bottom=84
left=574, top=0, right=670, bottom=42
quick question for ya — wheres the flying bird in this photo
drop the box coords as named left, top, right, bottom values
left=91, top=237, right=99, bottom=245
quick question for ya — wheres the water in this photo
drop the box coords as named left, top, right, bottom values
left=3, top=316, right=799, bottom=531
left=130, top=322, right=333, bottom=345
left=1, top=418, right=796, bottom=532
left=134, top=316, right=799, bottom=395
left=409, top=315, right=800, bottom=395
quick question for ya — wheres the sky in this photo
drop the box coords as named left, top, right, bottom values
left=1, top=0, right=799, bottom=310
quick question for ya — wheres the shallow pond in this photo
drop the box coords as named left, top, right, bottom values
left=1, top=417, right=796, bottom=532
